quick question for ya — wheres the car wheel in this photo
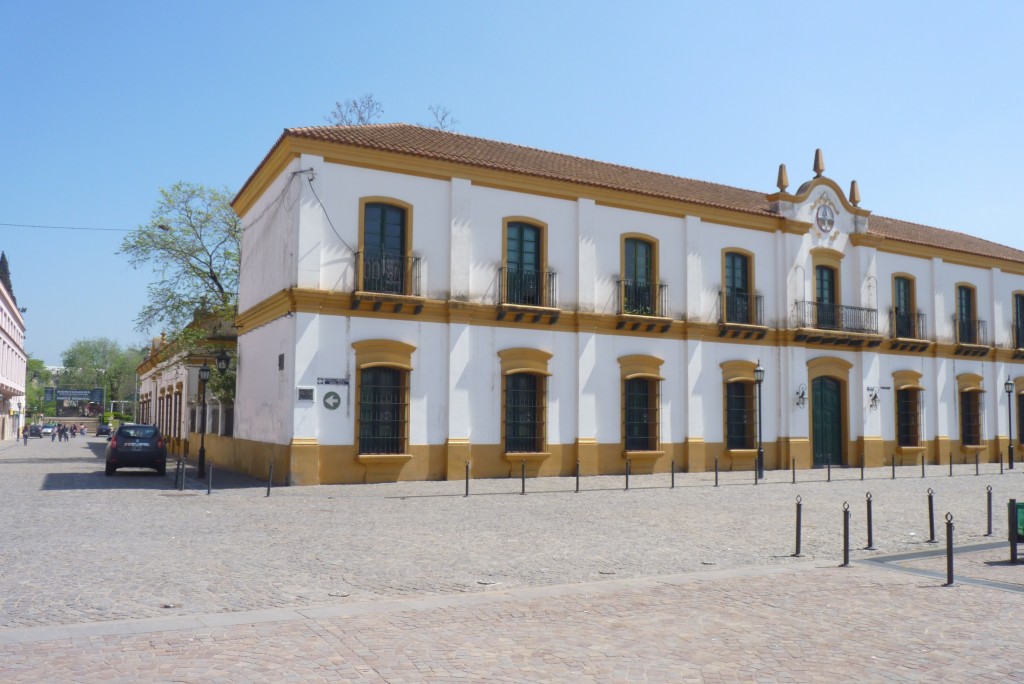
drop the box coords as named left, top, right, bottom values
left=105, top=464, right=116, bottom=476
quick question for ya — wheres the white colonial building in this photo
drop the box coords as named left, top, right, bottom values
left=226, top=124, right=1024, bottom=485
left=0, top=276, right=26, bottom=440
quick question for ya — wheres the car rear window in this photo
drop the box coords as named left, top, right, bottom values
left=119, top=426, right=158, bottom=439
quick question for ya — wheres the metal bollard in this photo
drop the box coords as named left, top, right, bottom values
left=465, top=461, right=470, bottom=497
left=792, top=458, right=796, bottom=485
left=944, top=513, right=955, bottom=586
left=860, top=455, right=865, bottom=481
left=1009, top=498, right=1019, bottom=564
left=827, top=458, right=831, bottom=483
left=671, top=459, right=675, bottom=489
left=792, top=495, right=803, bottom=557
left=715, top=456, right=719, bottom=488
left=841, top=502, right=851, bottom=567
left=179, top=457, right=185, bottom=491
left=922, top=455, right=926, bottom=479
left=521, top=460, right=526, bottom=495
left=949, top=452, right=953, bottom=478
left=927, top=488, right=937, bottom=543
left=754, top=459, right=758, bottom=486
left=1001, top=452, right=1005, bottom=475
left=207, top=465, right=212, bottom=495
left=575, top=459, right=580, bottom=494
left=986, top=485, right=993, bottom=536
left=865, top=492, right=876, bottom=550
left=625, top=458, right=630, bottom=491
left=267, top=461, right=274, bottom=497
left=975, top=454, right=979, bottom=476
left=892, top=455, right=896, bottom=480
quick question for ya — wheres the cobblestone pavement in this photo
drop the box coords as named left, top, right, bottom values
left=2, top=436, right=1024, bottom=681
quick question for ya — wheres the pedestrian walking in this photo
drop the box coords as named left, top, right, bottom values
left=50, top=425, right=56, bottom=442
left=22, top=426, right=27, bottom=445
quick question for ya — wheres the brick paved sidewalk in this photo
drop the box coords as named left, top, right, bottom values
left=3, top=436, right=1024, bottom=680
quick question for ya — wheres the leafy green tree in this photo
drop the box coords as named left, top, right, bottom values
left=24, top=357, right=49, bottom=419
left=59, top=338, right=144, bottom=414
left=121, top=182, right=240, bottom=336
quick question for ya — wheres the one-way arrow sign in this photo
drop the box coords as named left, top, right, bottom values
left=323, top=391, right=341, bottom=410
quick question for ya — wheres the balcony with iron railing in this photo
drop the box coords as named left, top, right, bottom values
left=794, top=301, right=878, bottom=334
left=1014, top=319, right=1024, bottom=349
left=719, top=290, right=764, bottom=326
left=889, top=310, right=928, bottom=340
left=617, top=279, right=668, bottom=317
left=498, top=267, right=557, bottom=309
left=954, top=317, right=987, bottom=346
left=355, top=252, right=422, bottom=297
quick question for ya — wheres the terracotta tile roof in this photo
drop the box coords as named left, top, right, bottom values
left=868, top=215, right=1024, bottom=264
left=284, top=124, right=776, bottom=217
left=247, top=124, right=1024, bottom=265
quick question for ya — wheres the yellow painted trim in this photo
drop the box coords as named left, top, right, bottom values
left=849, top=233, right=884, bottom=248
left=497, top=347, right=553, bottom=376
left=620, top=232, right=660, bottom=315
left=811, top=247, right=844, bottom=308
left=807, top=357, right=852, bottom=465
left=499, top=369, right=547, bottom=455
left=618, top=354, right=664, bottom=380
left=502, top=217, right=549, bottom=304
left=358, top=197, right=414, bottom=295
left=956, top=373, right=983, bottom=393
left=892, top=369, right=924, bottom=390
left=721, top=247, right=757, bottom=323
left=768, top=177, right=870, bottom=218
left=235, top=288, right=1024, bottom=367
left=720, top=359, right=757, bottom=383
left=352, top=339, right=416, bottom=370
left=233, top=136, right=1024, bottom=276
left=954, top=282, right=978, bottom=329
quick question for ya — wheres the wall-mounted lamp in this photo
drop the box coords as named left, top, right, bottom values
left=795, top=384, right=807, bottom=408
left=867, top=387, right=880, bottom=411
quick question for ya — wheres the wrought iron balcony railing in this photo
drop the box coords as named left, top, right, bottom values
left=954, top=317, right=987, bottom=346
left=794, top=301, right=878, bottom=334
left=498, top=267, right=557, bottom=308
left=1014, top=320, right=1024, bottom=349
left=356, top=252, right=421, bottom=296
left=719, top=290, right=764, bottom=326
left=617, top=279, right=668, bottom=317
left=889, top=310, right=928, bottom=340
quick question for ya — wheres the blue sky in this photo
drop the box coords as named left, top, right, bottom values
left=2, top=1, right=1022, bottom=365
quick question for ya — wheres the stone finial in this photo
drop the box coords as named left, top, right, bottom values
left=849, top=180, right=861, bottom=207
left=776, top=163, right=789, bottom=192
left=813, top=149, right=825, bottom=178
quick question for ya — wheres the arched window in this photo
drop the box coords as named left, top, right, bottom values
left=498, top=348, right=551, bottom=455
left=353, top=340, right=416, bottom=455
left=360, top=201, right=410, bottom=295
left=621, top=236, right=659, bottom=315
left=504, top=221, right=543, bottom=306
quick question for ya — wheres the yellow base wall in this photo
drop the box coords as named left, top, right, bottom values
left=189, top=436, right=1012, bottom=486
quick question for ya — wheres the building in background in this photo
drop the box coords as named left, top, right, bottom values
left=136, top=317, right=235, bottom=458
left=0, top=268, right=26, bottom=439
left=221, top=124, right=1024, bottom=485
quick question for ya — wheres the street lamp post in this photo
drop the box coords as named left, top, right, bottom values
left=1006, top=376, right=1015, bottom=470
left=198, top=362, right=210, bottom=478
left=754, top=361, right=765, bottom=480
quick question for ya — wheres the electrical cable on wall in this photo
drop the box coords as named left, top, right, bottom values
left=304, top=171, right=355, bottom=254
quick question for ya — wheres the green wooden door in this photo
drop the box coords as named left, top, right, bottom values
left=812, top=376, right=842, bottom=467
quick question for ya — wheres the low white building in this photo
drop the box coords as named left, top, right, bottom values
left=137, top=321, right=235, bottom=459
left=226, top=125, right=1024, bottom=485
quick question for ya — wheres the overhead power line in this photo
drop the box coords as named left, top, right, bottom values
left=0, top=222, right=131, bottom=233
